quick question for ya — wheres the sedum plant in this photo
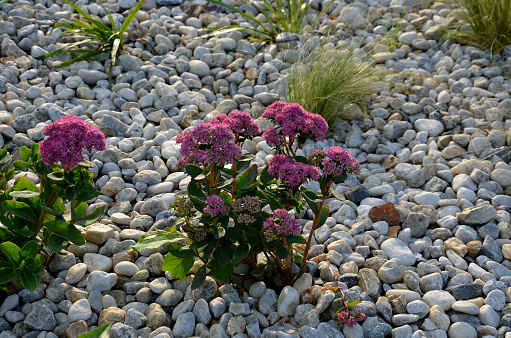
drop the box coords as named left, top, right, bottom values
left=39, top=0, right=145, bottom=85
left=203, top=0, right=335, bottom=42
left=0, top=115, right=106, bottom=291
left=133, top=102, right=360, bottom=288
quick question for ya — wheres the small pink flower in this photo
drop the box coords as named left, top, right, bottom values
left=268, top=154, right=319, bottom=188
left=307, top=147, right=360, bottom=178
left=211, top=110, right=261, bottom=138
left=263, top=209, right=301, bottom=241
left=177, top=121, right=242, bottom=166
left=39, top=114, right=105, bottom=168
left=203, top=195, right=230, bottom=217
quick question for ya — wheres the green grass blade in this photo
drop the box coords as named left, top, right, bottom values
left=97, top=0, right=117, bottom=31
left=56, top=49, right=106, bottom=68
left=120, top=0, right=145, bottom=35
left=307, top=0, right=335, bottom=34
left=202, top=25, right=273, bottom=40
left=253, top=0, right=279, bottom=36
left=204, top=0, right=268, bottom=30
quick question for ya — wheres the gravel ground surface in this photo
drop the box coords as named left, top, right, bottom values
left=1, top=0, right=511, bottom=337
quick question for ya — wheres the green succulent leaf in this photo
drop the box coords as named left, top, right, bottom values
left=0, top=267, right=16, bottom=285
left=316, top=205, right=329, bottom=229
left=191, top=265, right=207, bottom=291
left=20, top=241, right=39, bottom=259
left=44, top=221, right=84, bottom=245
left=332, top=299, right=345, bottom=312
left=9, top=191, right=40, bottom=199
left=20, top=270, right=39, bottom=290
left=0, top=242, right=21, bottom=264
left=78, top=322, right=112, bottom=338
left=19, top=146, right=30, bottom=162
left=347, top=299, right=361, bottom=308
left=214, top=247, right=230, bottom=266
left=162, top=254, right=194, bottom=280
left=233, top=242, right=250, bottom=264
left=74, top=206, right=104, bottom=226
left=132, top=230, right=183, bottom=252
left=1, top=201, right=38, bottom=224
left=210, top=262, right=234, bottom=283
left=235, top=164, right=258, bottom=192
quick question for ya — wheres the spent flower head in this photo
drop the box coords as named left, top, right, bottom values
left=39, top=114, right=106, bottom=168
left=176, top=121, right=242, bottom=166
left=171, top=196, right=194, bottom=218
left=268, top=154, right=320, bottom=188
left=263, top=209, right=301, bottom=241
left=203, top=195, right=230, bottom=217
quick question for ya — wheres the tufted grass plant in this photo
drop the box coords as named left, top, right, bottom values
left=286, top=43, right=377, bottom=129
left=38, top=0, right=144, bottom=86
left=446, top=0, right=511, bottom=54
left=203, top=0, right=335, bottom=43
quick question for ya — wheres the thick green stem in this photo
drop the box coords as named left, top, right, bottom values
left=32, top=192, right=58, bottom=241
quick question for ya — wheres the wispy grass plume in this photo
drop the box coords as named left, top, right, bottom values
left=446, top=0, right=511, bottom=54
left=286, top=43, right=377, bottom=129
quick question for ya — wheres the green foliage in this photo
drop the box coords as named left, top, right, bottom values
left=203, top=0, right=335, bottom=42
left=78, top=323, right=112, bottom=338
left=383, top=10, right=406, bottom=52
left=286, top=43, right=377, bottom=129
left=0, top=145, right=103, bottom=290
left=445, top=0, right=511, bottom=53
left=38, top=0, right=145, bottom=86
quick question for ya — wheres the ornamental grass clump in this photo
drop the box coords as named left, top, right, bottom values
left=445, top=0, right=511, bottom=54
left=38, top=0, right=145, bottom=86
left=133, top=104, right=360, bottom=288
left=0, top=115, right=105, bottom=292
left=287, top=43, right=377, bottom=128
left=203, top=0, right=335, bottom=42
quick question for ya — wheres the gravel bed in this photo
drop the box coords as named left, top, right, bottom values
left=0, top=0, right=511, bottom=337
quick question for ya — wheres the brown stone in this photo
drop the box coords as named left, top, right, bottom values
left=358, top=268, right=380, bottom=296
left=368, top=202, right=401, bottom=226
left=444, top=238, right=468, bottom=257
left=388, top=113, right=402, bottom=122
left=383, top=155, right=400, bottom=169
left=98, top=307, right=126, bottom=326
left=300, top=285, right=322, bottom=304
left=65, top=320, right=88, bottom=338
left=466, top=241, right=482, bottom=257
left=388, top=293, right=406, bottom=314
left=103, top=290, right=128, bottom=307
left=113, top=249, right=138, bottom=266
left=387, top=226, right=400, bottom=238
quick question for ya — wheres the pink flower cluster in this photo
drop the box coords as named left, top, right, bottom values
left=211, top=110, right=261, bottom=138
left=335, top=309, right=366, bottom=328
left=307, top=146, right=360, bottom=177
left=39, top=114, right=106, bottom=168
left=262, top=209, right=301, bottom=241
left=233, top=196, right=261, bottom=225
left=268, top=154, right=319, bottom=188
left=176, top=121, right=242, bottom=166
left=203, top=195, right=230, bottom=217
left=262, top=101, right=328, bottom=145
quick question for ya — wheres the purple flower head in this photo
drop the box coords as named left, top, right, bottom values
left=176, top=121, right=242, bottom=166
left=263, top=128, right=284, bottom=147
left=305, top=113, right=328, bottom=141
left=262, top=101, right=329, bottom=145
left=262, top=209, right=301, bottom=241
left=307, top=147, right=360, bottom=178
left=262, top=101, right=289, bottom=120
left=268, top=154, right=320, bottom=188
left=211, top=111, right=261, bottom=138
left=39, top=114, right=106, bottom=168
left=203, top=195, right=230, bottom=217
